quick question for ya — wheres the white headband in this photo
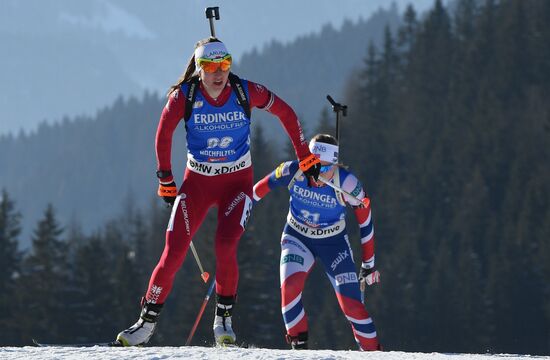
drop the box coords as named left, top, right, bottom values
left=194, top=42, right=230, bottom=63
left=309, top=140, right=339, bottom=164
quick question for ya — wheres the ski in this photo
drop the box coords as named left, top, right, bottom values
left=215, top=341, right=249, bottom=349
left=32, top=338, right=123, bottom=347
left=33, top=338, right=253, bottom=348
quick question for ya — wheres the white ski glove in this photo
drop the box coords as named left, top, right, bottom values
left=359, top=267, right=381, bottom=291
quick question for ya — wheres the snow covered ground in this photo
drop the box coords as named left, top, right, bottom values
left=1, top=346, right=547, bottom=360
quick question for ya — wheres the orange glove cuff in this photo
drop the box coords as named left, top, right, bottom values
left=299, top=154, right=321, bottom=171
left=158, top=184, right=177, bottom=197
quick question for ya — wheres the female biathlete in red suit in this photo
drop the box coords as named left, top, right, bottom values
left=116, top=38, right=321, bottom=346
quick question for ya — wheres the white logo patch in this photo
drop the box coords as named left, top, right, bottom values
left=335, top=272, right=358, bottom=286
left=239, top=195, right=253, bottom=229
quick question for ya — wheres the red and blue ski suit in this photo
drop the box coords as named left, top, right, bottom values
left=253, top=161, right=379, bottom=351
left=146, top=79, right=311, bottom=304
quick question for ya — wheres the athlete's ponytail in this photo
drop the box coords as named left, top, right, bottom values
left=167, top=37, right=223, bottom=97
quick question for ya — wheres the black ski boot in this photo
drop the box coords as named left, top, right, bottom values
left=286, top=331, right=308, bottom=349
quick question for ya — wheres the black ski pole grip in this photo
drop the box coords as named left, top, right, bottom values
left=205, top=7, right=220, bottom=37
left=326, top=95, right=348, bottom=117
left=205, top=7, right=220, bottom=20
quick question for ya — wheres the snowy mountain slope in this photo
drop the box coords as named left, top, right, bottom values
left=1, top=346, right=544, bottom=360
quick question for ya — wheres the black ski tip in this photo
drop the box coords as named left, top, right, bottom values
left=31, top=338, right=123, bottom=347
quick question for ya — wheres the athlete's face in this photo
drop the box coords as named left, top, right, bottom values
left=315, top=161, right=336, bottom=186
left=200, top=67, right=230, bottom=99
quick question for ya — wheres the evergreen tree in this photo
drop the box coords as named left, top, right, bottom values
left=70, top=233, right=119, bottom=342
left=0, top=189, right=22, bottom=345
left=315, top=108, right=336, bottom=136
left=126, top=205, right=151, bottom=285
left=110, top=235, right=142, bottom=332
left=13, top=204, right=69, bottom=343
left=145, top=196, right=172, bottom=274
left=447, top=168, right=490, bottom=352
left=397, top=4, right=418, bottom=54
left=251, top=123, right=275, bottom=181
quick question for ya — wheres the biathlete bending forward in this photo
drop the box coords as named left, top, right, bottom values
left=253, top=133, right=381, bottom=351
left=116, top=38, right=321, bottom=346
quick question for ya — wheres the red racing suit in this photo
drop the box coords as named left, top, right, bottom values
left=145, top=78, right=310, bottom=304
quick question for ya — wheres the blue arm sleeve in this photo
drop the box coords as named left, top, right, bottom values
left=267, top=160, right=300, bottom=189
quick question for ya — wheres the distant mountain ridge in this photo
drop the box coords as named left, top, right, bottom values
left=234, top=7, right=400, bottom=139
left=0, top=0, right=419, bottom=136
left=0, top=6, right=401, bottom=247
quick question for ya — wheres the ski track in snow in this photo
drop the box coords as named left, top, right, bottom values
left=1, top=346, right=547, bottom=360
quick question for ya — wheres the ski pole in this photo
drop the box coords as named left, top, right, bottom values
left=186, top=278, right=216, bottom=346
left=190, top=241, right=210, bottom=283
left=326, top=95, right=347, bottom=160
left=167, top=198, right=210, bottom=283
left=360, top=267, right=366, bottom=304
left=205, top=7, right=220, bottom=37
left=317, top=177, right=369, bottom=208
left=326, top=96, right=373, bottom=304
